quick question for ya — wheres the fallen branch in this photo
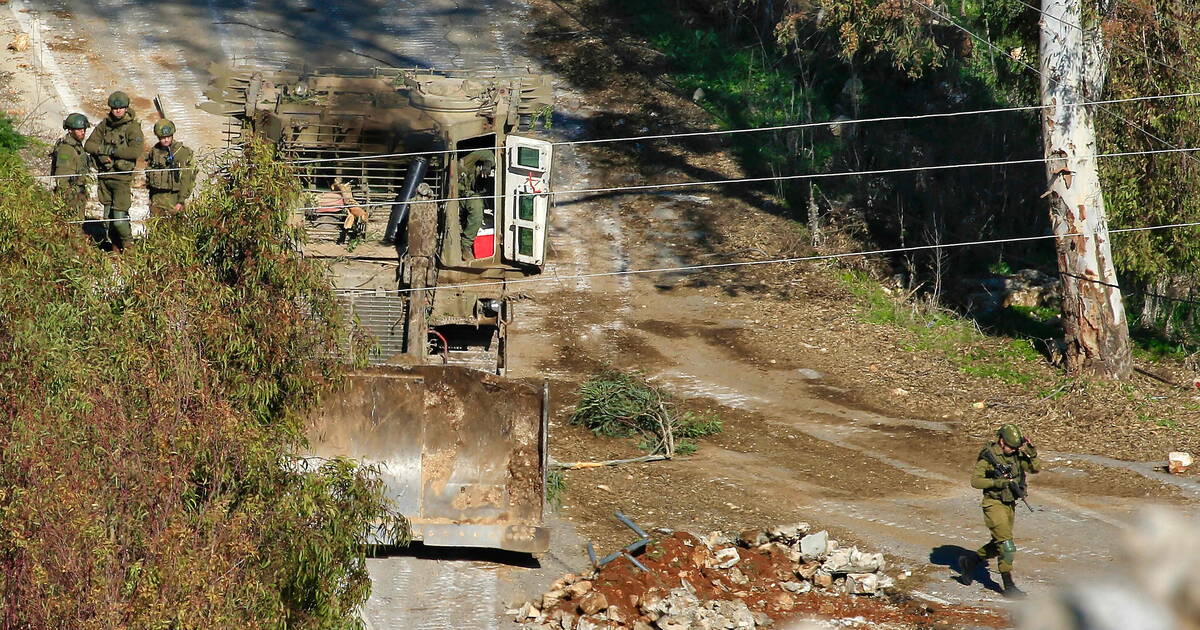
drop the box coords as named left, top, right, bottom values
left=550, top=455, right=670, bottom=470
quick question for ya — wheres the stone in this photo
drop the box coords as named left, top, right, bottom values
left=768, top=522, right=810, bottom=544
left=565, top=580, right=593, bottom=599
left=7, top=33, right=29, bottom=52
left=633, top=622, right=654, bottom=630
left=704, top=531, right=734, bottom=550
left=814, top=572, right=833, bottom=589
left=575, top=618, right=600, bottom=630
left=578, top=591, right=609, bottom=615
left=821, top=548, right=852, bottom=573
left=713, top=547, right=741, bottom=569
left=520, top=602, right=541, bottom=619
left=846, top=573, right=880, bottom=595
left=558, top=611, right=577, bottom=630
left=795, top=562, right=821, bottom=580
left=799, top=530, right=829, bottom=561
left=724, top=600, right=756, bottom=628
left=1168, top=451, right=1193, bottom=474
left=767, top=591, right=796, bottom=611
left=656, top=616, right=689, bottom=630
left=823, top=546, right=885, bottom=574
left=728, top=567, right=749, bottom=585
left=608, top=606, right=625, bottom=624
left=781, top=581, right=812, bottom=594
left=738, top=529, right=768, bottom=547
left=752, top=611, right=773, bottom=627
left=543, top=590, right=566, bottom=611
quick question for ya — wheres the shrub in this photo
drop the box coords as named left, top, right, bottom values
left=0, top=139, right=405, bottom=629
left=571, top=369, right=722, bottom=456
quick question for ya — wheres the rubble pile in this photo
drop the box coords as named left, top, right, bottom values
left=515, top=523, right=897, bottom=629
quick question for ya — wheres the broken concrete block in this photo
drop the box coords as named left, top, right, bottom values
left=578, top=591, right=608, bottom=615
left=565, top=580, right=592, bottom=599
left=1168, top=451, right=1193, bottom=474
left=713, top=547, right=740, bottom=569
left=846, top=573, right=879, bottom=595
left=781, top=581, right=812, bottom=594
left=800, top=530, right=829, bottom=561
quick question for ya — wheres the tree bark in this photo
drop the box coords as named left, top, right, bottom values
left=1040, top=0, right=1132, bottom=379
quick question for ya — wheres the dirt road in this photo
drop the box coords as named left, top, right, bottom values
left=6, top=0, right=1200, bottom=627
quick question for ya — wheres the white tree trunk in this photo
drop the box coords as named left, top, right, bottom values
left=1040, top=0, right=1132, bottom=379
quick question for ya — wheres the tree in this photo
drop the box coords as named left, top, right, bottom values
left=1039, top=0, right=1132, bottom=379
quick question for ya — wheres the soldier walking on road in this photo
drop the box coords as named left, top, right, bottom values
left=51, top=113, right=91, bottom=216
left=145, top=119, right=194, bottom=216
left=85, top=91, right=144, bottom=251
left=958, top=423, right=1041, bottom=598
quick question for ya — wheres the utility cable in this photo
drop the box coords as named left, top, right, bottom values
left=332, top=219, right=1200, bottom=296
left=26, top=89, right=1200, bottom=181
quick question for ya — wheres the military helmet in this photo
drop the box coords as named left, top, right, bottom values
left=153, top=119, right=176, bottom=138
left=107, top=91, right=131, bottom=109
left=998, top=424, right=1024, bottom=448
left=63, top=113, right=90, bottom=130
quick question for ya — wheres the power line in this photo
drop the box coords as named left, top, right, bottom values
left=333, top=219, right=1200, bottom=297
left=1002, top=0, right=1200, bottom=86
left=281, top=144, right=1200, bottom=214
left=26, top=89, right=1200, bottom=181
left=905, top=0, right=1200, bottom=169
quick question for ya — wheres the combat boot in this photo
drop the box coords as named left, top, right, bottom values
left=1000, top=572, right=1026, bottom=599
left=956, top=554, right=981, bottom=585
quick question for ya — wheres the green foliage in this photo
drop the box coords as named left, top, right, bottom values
left=572, top=369, right=721, bottom=456
left=0, top=140, right=405, bottom=628
left=545, top=469, right=567, bottom=511
left=0, top=115, right=27, bottom=152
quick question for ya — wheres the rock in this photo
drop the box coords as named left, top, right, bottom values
left=846, top=573, right=880, bottom=595
left=821, top=548, right=852, bottom=573
left=713, top=547, right=741, bottom=569
left=972, top=401, right=987, bottom=409
left=728, top=567, right=749, bottom=585
left=892, top=387, right=910, bottom=396
left=739, top=529, right=769, bottom=547
left=7, top=33, right=29, bottom=52
left=752, top=611, right=773, bottom=627
left=1168, top=451, right=1193, bottom=474
left=704, top=531, right=734, bottom=550
left=543, top=589, right=566, bottom=611
left=781, top=581, right=812, bottom=594
left=557, top=611, right=577, bottom=630
left=814, top=572, right=833, bottom=589
left=690, top=548, right=709, bottom=567
left=608, top=606, right=625, bottom=624
left=578, top=591, right=609, bottom=615
left=633, top=622, right=654, bottom=630
left=565, top=580, right=593, bottom=599
left=692, top=87, right=705, bottom=103
left=800, top=530, right=829, bottom=560
left=768, top=522, right=810, bottom=544
left=519, top=602, right=541, bottom=619
left=795, top=562, right=820, bottom=580
left=795, top=368, right=822, bottom=380
left=823, top=547, right=885, bottom=574
left=576, top=618, right=600, bottom=630
left=656, top=616, right=689, bottom=630
left=767, top=591, right=796, bottom=611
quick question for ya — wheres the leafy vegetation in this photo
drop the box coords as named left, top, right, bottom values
left=572, top=369, right=722, bottom=456
left=0, top=138, right=404, bottom=628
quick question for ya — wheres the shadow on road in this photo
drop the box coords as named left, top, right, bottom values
left=371, top=542, right=541, bottom=569
left=930, top=544, right=1002, bottom=594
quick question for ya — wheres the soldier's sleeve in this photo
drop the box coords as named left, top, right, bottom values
left=50, top=141, right=65, bottom=176
left=179, top=146, right=195, bottom=200
left=1022, top=448, right=1041, bottom=474
left=113, top=123, right=144, bottom=161
left=83, top=125, right=103, bottom=156
left=970, top=452, right=997, bottom=489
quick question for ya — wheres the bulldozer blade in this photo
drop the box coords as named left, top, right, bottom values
left=308, top=365, right=549, bottom=553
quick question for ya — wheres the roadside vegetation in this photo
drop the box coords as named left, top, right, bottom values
left=572, top=369, right=723, bottom=456
left=0, top=137, right=405, bottom=628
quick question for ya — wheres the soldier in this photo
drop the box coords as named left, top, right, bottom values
left=50, top=113, right=91, bottom=215
left=145, top=119, right=194, bottom=215
left=84, top=91, right=144, bottom=251
left=458, top=148, right=495, bottom=260
left=958, top=423, right=1041, bottom=598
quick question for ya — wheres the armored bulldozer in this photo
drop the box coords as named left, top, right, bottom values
left=202, top=65, right=555, bottom=552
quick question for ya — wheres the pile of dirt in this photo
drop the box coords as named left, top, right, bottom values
left=513, top=524, right=1007, bottom=629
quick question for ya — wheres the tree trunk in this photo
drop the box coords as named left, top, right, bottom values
left=1040, top=0, right=1132, bottom=379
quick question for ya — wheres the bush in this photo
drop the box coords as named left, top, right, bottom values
left=571, top=369, right=722, bottom=456
left=0, top=140, right=405, bottom=629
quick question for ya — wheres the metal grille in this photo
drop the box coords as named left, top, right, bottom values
left=337, top=293, right=409, bottom=365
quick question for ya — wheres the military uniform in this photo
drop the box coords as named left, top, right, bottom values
left=963, top=426, right=1040, bottom=597
left=50, top=133, right=89, bottom=214
left=84, top=107, right=143, bottom=246
left=145, top=141, right=194, bottom=214
left=458, top=149, right=495, bottom=259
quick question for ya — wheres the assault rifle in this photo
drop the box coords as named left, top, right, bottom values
left=982, top=447, right=1034, bottom=513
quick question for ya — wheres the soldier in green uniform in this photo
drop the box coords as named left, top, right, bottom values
left=50, top=113, right=91, bottom=216
left=144, top=119, right=195, bottom=216
left=84, top=91, right=144, bottom=251
left=958, top=423, right=1040, bottom=598
left=458, top=148, right=495, bottom=260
